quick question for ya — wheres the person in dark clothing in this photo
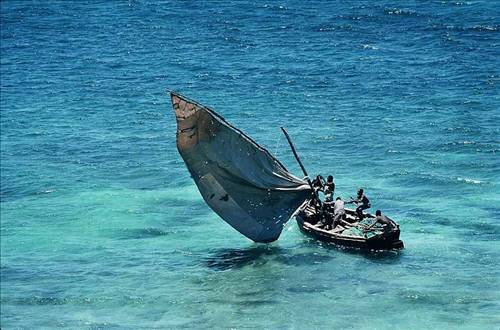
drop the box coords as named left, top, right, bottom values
left=309, top=175, right=325, bottom=208
left=350, top=188, right=370, bottom=220
left=311, top=175, right=325, bottom=191
left=324, top=175, right=335, bottom=198
left=320, top=209, right=335, bottom=230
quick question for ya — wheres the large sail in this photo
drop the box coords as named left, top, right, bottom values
left=171, top=92, right=311, bottom=243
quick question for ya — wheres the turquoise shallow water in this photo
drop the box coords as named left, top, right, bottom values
left=1, top=1, right=499, bottom=329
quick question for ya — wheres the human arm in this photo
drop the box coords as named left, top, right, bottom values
left=365, top=218, right=379, bottom=231
left=347, top=196, right=359, bottom=204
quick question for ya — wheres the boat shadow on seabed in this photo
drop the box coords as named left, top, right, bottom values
left=204, top=246, right=281, bottom=271
left=204, top=241, right=403, bottom=271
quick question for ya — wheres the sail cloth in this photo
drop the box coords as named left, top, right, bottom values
left=171, top=92, right=311, bottom=243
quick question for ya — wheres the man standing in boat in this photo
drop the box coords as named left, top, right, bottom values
left=317, top=175, right=336, bottom=228
left=312, top=175, right=325, bottom=191
left=333, top=197, right=345, bottom=227
left=322, top=175, right=335, bottom=210
left=323, top=175, right=335, bottom=203
left=350, top=188, right=370, bottom=220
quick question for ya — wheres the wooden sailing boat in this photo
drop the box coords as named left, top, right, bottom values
left=170, top=91, right=404, bottom=250
left=295, top=204, right=404, bottom=250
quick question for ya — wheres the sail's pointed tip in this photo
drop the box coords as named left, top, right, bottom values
left=170, top=91, right=201, bottom=119
left=166, top=89, right=186, bottom=104
left=169, top=91, right=181, bottom=98
left=169, top=90, right=181, bottom=102
left=168, top=90, right=197, bottom=106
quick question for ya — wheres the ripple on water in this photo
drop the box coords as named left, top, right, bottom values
left=115, top=227, right=177, bottom=240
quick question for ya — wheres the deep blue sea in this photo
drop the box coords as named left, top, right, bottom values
left=1, top=1, right=499, bottom=329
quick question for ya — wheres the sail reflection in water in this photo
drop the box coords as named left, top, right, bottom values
left=171, top=92, right=311, bottom=242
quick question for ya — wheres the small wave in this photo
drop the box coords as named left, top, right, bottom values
left=316, top=24, right=353, bottom=32
left=362, top=44, right=378, bottom=50
left=388, top=170, right=409, bottom=177
left=444, top=141, right=477, bottom=147
left=39, top=189, right=55, bottom=194
left=262, top=4, right=287, bottom=10
left=12, top=296, right=67, bottom=306
left=384, top=8, right=417, bottom=16
left=401, top=290, right=481, bottom=306
left=396, top=172, right=485, bottom=187
left=471, top=25, right=498, bottom=32
left=338, top=15, right=362, bottom=21
left=313, top=135, right=335, bottom=142
left=428, top=24, right=499, bottom=33
left=444, top=126, right=479, bottom=134
left=7, top=295, right=119, bottom=306
left=456, top=177, right=482, bottom=185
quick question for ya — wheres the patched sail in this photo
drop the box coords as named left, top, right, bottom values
left=171, top=92, right=311, bottom=242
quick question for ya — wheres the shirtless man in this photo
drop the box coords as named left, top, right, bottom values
left=366, top=210, right=396, bottom=233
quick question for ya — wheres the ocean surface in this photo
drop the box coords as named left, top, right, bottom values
left=1, top=1, right=499, bottom=329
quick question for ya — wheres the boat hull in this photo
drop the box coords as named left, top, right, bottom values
left=295, top=203, right=404, bottom=250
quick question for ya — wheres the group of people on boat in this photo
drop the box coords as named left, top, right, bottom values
left=310, top=175, right=396, bottom=234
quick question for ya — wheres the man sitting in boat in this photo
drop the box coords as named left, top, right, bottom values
left=320, top=210, right=335, bottom=230
left=350, top=188, right=371, bottom=220
left=365, top=210, right=396, bottom=234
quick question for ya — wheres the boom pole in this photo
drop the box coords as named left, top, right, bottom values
left=281, top=127, right=322, bottom=209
